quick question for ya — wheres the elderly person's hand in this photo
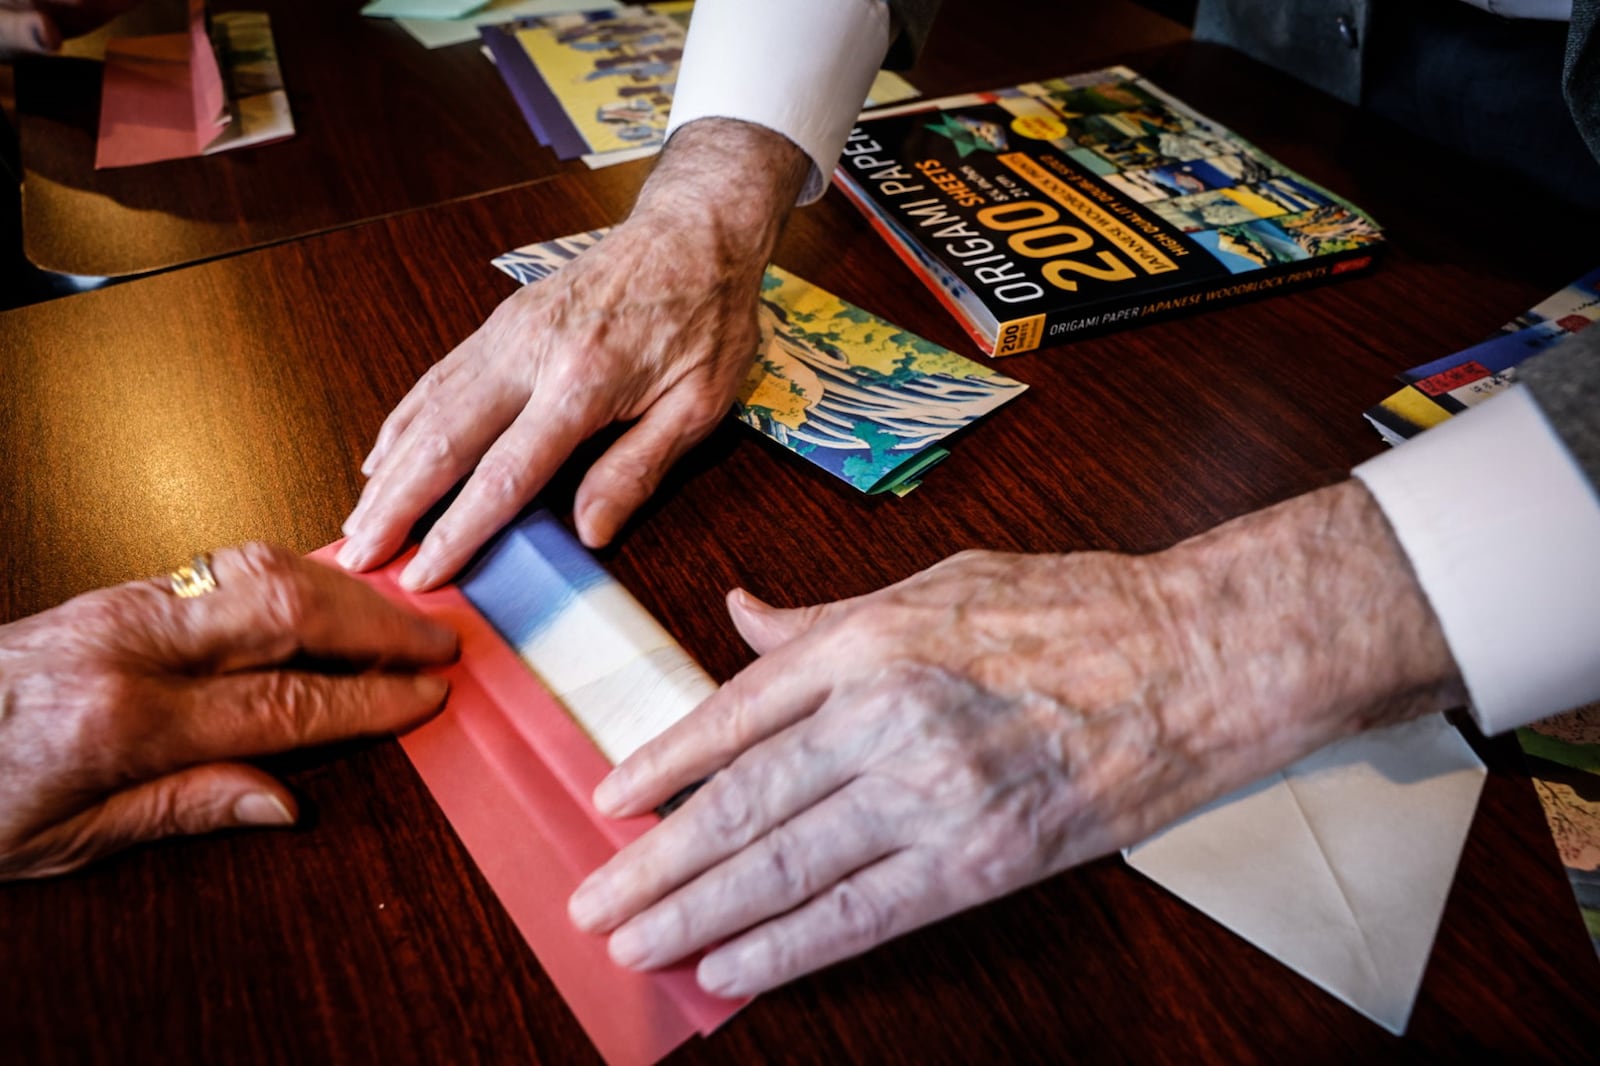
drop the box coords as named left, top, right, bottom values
left=566, top=480, right=1467, bottom=997
left=338, top=118, right=811, bottom=591
left=0, top=543, right=457, bottom=880
left=0, top=1, right=140, bottom=59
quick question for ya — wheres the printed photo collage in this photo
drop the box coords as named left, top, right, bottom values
left=1015, top=72, right=1383, bottom=275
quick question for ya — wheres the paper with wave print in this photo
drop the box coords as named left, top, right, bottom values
left=493, top=231, right=1027, bottom=494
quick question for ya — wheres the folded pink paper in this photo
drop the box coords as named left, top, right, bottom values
left=309, top=538, right=744, bottom=1065
left=96, top=0, right=228, bottom=168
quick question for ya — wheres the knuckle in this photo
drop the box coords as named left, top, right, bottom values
left=715, top=682, right=762, bottom=755
left=415, top=425, right=463, bottom=467
left=253, top=570, right=318, bottom=640
left=594, top=451, right=657, bottom=502
left=250, top=672, right=331, bottom=744
left=233, top=539, right=295, bottom=578
left=417, top=360, right=450, bottom=392
left=758, top=824, right=815, bottom=902
left=680, top=392, right=730, bottom=433
left=961, top=792, right=1052, bottom=895
left=699, top=770, right=761, bottom=848
left=825, top=880, right=895, bottom=948
left=472, top=456, right=533, bottom=506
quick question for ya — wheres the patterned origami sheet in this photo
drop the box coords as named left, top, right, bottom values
left=493, top=230, right=1027, bottom=495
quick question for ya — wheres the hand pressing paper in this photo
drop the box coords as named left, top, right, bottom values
left=494, top=230, right=1028, bottom=496
left=96, top=0, right=292, bottom=168
left=315, top=510, right=741, bottom=1065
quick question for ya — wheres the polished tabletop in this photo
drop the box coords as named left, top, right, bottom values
left=3, top=6, right=1600, bottom=1063
left=11, top=0, right=1188, bottom=280
left=14, top=0, right=566, bottom=279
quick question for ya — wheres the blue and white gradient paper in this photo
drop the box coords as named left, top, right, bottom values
left=458, top=509, right=715, bottom=765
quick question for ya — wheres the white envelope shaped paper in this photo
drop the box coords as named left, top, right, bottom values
left=1124, top=713, right=1486, bottom=1034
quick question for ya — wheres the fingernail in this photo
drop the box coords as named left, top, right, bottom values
left=336, top=537, right=372, bottom=571
left=400, top=552, right=436, bottom=591
left=341, top=509, right=368, bottom=541
left=415, top=674, right=450, bottom=706
left=697, top=951, right=742, bottom=997
left=608, top=924, right=653, bottom=969
left=578, top=500, right=617, bottom=549
left=593, top=767, right=630, bottom=814
left=235, top=793, right=295, bottom=827
left=568, top=882, right=605, bottom=931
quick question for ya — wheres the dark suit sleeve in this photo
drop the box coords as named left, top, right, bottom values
left=1520, top=325, right=1600, bottom=496
left=886, top=0, right=944, bottom=68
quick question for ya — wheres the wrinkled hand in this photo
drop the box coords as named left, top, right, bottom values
left=340, top=119, right=812, bottom=590
left=0, top=544, right=457, bottom=879
left=567, top=481, right=1465, bottom=997
left=0, top=1, right=140, bottom=59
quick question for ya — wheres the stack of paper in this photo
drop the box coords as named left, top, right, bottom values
left=492, top=230, right=1028, bottom=495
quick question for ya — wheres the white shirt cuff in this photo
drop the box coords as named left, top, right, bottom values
left=1354, top=386, right=1600, bottom=734
left=665, top=0, right=891, bottom=204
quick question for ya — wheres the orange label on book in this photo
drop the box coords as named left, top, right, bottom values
left=995, top=314, right=1045, bottom=356
left=998, top=152, right=1182, bottom=277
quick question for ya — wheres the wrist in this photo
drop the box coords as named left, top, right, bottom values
left=629, top=117, right=809, bottom=272
left=1155, top=480, right=1467, bottom=774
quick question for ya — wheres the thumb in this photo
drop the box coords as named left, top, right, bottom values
left=99, top=762, right=299, bottom=840
left=10, top=764, right=296, bottom=879
left=727, top=588, right=851, bottom=654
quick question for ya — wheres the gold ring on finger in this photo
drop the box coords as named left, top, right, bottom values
left=169, top=553, right=219, bottom=599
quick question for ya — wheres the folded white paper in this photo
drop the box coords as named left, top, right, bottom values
left=1124, top=713, right=1486, bottom=1034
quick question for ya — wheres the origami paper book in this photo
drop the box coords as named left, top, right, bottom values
left=492, top=230, right=1028, bottom=495
left=315, top=509, right=741, bottom=1065
left=96, top=3, right=293, bottom=169
left=1364, top=267, right=1600, bottom=444
left=572, top=70, right=920, bottom=171
left=483, top=4, right=919, bottom=164
left=1125, top=714, right=1486, bottom=1034
left=482, top=5, right=687, bottom=158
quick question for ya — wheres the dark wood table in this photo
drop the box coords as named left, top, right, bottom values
left=12, top=0, right=571, bottom=279
left=3, top=11, right=1599, bottom=1064
left=10, top=0, right=1189, bottom=281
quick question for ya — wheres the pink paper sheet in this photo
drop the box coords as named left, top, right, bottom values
left=96, top=0, right=227, bottom=168
left=311, top=542, right=745, bottom=1065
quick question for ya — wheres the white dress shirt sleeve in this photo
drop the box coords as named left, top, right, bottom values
left=1354, top=386, right=1600, bottom=734
left=665, top=0, right=892, bottom=204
